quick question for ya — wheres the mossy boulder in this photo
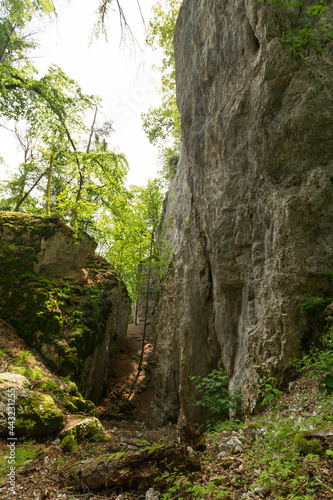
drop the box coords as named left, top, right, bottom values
left=0, top=372, right=65, bottom=438
left=60, top=417, right=108, bottom=445
left=70, top=396, right=98, bottom=415
left=35, top=378, right=98, bottom=416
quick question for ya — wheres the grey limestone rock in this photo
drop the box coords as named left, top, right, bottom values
left=145, top=488, right=161, bottom=500
left=217, top=435, right=243, bottom=456
left=153, top=0, right=333, bottom=423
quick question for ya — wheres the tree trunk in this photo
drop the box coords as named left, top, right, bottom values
left=131, top=228, right=155, bottom=391
left=46, top=155, right=54, bottom=216
left=14, top=170, right=46, bottom=212
left=0, top=24, right=16, bottom=63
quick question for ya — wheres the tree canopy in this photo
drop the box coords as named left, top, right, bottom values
left=0, top=0, right=170, bottom=306
left=141, top=0, right=181, bottom=181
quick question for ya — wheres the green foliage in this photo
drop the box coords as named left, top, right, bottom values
left=0, top=0, right=55, bottom=66
left=155, top=468, right=232, bottom=499
left=297, top=296, right=326, bottom=314
left=246, top=392, right=333, bottom=497
left=1, top=0, right=129, bottom=229
left=142, top=0, right=181, bottom=181
left=257, top=0, right=333, bottom=57
left=190, top=368, right=242, bottom=426
left=318, top=373, right=333, bottom=394
left=259, top=376, right=283, bottom=407
left=99, top=178, right=165, bottom=302
left=291, top=328, right=333, bottom=393
left=211, top=418, right=244, bottom=433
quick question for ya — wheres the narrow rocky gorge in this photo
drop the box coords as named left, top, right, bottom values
left=153, top=0, right=333, bottom=424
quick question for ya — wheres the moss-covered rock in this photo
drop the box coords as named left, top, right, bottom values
left=70, top=396, right=98, bottom=415
left=59, top=417, right=108, bottom=444
left=15, top=392, right=65, bottom=437
left=0, top=372, right=65, bottom=438
left=0, top=212, right=131, bottom=402
left=61, top=434, right=79, bottom=453
left=293, top=433, right=324, bottom=457
left=34, top=377, right=97, bottom=416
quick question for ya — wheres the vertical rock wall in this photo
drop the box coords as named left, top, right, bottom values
left=153, top=0, right=333, bottom=423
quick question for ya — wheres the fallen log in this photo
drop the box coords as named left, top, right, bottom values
left=70, top=442, right=201, bottom=493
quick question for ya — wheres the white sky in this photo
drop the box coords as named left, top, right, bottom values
left=0, top=0, right=162, bottom=186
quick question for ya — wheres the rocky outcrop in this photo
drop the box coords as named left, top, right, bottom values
left=0, top=213, right=131, bottom=402
left=153, top=0, right=333, bottom=423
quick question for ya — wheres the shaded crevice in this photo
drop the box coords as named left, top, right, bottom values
left=246, top=22, right=260, bottom=54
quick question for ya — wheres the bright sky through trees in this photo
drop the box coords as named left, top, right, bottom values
left=0, top=0, right=162, bottom=186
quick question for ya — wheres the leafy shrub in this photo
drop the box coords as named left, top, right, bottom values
left=292, top=328, right=333, bottom=394
left=297, top=296, right=326, bottom=314
left=190, top=368, right=242, bottom=426
left=259, top=377, right=283, bottom=407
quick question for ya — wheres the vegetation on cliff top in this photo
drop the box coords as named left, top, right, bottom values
left=0, top=212, right=125, bottom=386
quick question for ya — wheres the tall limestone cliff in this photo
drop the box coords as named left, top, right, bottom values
left=153, top=0, right=333, bottom=423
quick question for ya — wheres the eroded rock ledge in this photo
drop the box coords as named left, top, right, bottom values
left=0, top=212, right=131, bottom=402
left=153, top=0, right=333, bottom=423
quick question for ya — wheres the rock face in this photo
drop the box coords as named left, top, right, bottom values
left=153, top=0, right=333, bottom=423
left=0, top=213, right=131, bottom=403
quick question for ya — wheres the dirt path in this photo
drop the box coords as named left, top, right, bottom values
left=0, top=320, right=179, bottom=499
left=96, top=321, right=160, bottom=430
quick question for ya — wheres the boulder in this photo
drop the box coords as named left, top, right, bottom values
left=0, top=372, right=65, bottom=438
left=60, top=417, right=108, bottom=445
left=145, top=488, right=161, bottom=500
left=217, top=435, right=243, bottom=456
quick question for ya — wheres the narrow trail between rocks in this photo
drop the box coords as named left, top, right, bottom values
left=0, top=321, right=180, bottom=500
left=97, top=321, right=160, bottom=430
